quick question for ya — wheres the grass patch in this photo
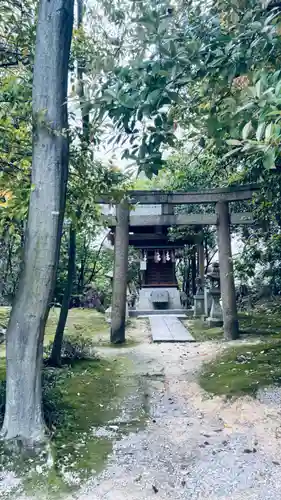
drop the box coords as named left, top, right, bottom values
left=239, top=312, right=281, bottom=338
left=200, top=340, right=281, bottom=398
left=185, top=319, right=223, bottom=341
left=0, top=307, right=10, bottom=327
left=0, top=307, right=109, bottom=352
left=45, top=308, right=108, bottom=344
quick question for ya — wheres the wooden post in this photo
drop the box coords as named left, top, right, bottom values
left=216, top=201, right=239, bottom=340
left=110, top=201, right=129, bottom=344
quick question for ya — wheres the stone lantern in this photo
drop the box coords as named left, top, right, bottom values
left=206, top=262, right=223, bottom=327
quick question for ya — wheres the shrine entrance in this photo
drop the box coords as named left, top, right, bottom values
left=100, top=184, right=258, bottom=344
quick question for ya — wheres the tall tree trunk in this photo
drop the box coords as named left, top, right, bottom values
left=49, top=225, right=76, bottom=367
left=50, top=0, right=88, bottom=362
left=1, top=0, right=74, bottom=448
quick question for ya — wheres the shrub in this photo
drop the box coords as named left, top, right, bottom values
left=44, top=335, right=97, bottom=363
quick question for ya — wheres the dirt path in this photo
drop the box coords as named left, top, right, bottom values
left=67, top=321, right=281, bottom=500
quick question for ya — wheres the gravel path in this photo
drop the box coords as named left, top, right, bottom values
left=4, top=321, right=281, bottom=500
left=67, top=326, right=281, bottom=500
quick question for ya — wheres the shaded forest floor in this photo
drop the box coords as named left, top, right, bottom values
left=1, top=307, right=281, bottom=499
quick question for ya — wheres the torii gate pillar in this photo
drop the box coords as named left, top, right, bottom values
left=216, top=201, right=239, bottom=340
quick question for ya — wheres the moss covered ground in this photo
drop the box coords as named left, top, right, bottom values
left=0, top=308, right=147, bottom=498
left=200, top=340, right=281, bottom=398
left=198, top=309, right=281, bottom=398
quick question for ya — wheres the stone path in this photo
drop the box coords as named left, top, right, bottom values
left=149, top=315, right=195, bottom=342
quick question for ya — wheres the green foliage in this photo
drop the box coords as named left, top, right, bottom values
left=0, top=1, right=36, bottom=231
left=93, top=1, right=280, bottom=173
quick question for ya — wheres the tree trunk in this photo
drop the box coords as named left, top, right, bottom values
left=191, top=251, right=197, bottom=296
left=1, top=0, right=74, bottom=448
left=49, top=225, right=76, bottom=367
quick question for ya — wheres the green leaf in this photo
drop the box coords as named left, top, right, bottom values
left=146, top=89, right=161, bottom=104
left=242, top=121, right=253, bottom=140
left=256, top=123, right=266, bottom=141
left=235, top=102, right=254, bottom=114
left=275, top=80, right=281, bottom=96
left=139, top=143, right=147, bottom=159
left=251, top=21, right=262, bottom=30
left=265, top=123, right=273, bottom=142
left=263, top=149, right=276, bottom=169
left=223, top=147, right=242, bottom=159
left=226, top=139, right=242, bottom=146
left=255, top=80, right=262, bottom=99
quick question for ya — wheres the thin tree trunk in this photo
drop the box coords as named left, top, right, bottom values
left=191, top=251, right=197, bottom=296
left=49, top=225, right=76, bottom=367
left=77, top=237, right=87, bottom=297
left=184, top=259, right=191, bottom=296
left=49, top=0, right=88, bottom=362
left=1, top=0, right=74, bottom=448
left=84, top=233, right=108, bottom=287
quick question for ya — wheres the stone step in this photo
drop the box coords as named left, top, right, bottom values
left=149, top=315, right=195, bottom=342
left=129, top=309, right=193, bottom=317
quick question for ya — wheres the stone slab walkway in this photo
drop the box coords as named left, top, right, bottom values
left=149, top=315, right=195, bottom=342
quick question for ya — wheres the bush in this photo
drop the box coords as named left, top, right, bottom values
left=44, top=334, right=97, bottom=363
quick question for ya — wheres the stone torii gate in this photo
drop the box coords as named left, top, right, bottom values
left=100, top=184, right=258, bottom=344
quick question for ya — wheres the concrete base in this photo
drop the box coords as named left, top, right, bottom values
left=137, top=287, right=182, bottom=311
